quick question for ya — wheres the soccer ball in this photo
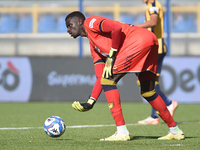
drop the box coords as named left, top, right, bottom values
left=44, top=116, right=66, bottom=137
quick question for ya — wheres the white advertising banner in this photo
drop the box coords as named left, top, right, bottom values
left=0, top=57, right=32, bottom=102
left=160, top=57, right=200, bottom=103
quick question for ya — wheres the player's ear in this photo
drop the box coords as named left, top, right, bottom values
left=78, top=20, right=83, bottom=26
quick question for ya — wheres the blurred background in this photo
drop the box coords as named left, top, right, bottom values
left=0, top=0, right=200, bottom=103
left=0, top=0, right=200, bottom=56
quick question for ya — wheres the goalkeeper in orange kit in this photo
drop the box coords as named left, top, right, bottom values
left=66, top=11, right=185, bottom=141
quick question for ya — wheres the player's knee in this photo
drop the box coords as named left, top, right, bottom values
left=141, top=89, right=158, bottom=102
left=100, top=78, right=117, bottom=85
left=101, top=78, right=117, bottom=92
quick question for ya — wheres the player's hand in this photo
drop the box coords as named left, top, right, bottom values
left=72, top=98, right=96, bottom=112
left=102, top=49, right=117, bottom=78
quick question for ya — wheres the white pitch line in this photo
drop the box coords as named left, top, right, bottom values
left=0, top=127, right=43, bottom=130
left=0, top=123, right=138, bottom=130
left=0, top=121, right=198, bottom=130
left=66, top=123, right=138, bottom=128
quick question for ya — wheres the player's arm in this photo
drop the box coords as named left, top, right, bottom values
left=100, top=19, right=122, bottom=78
left=100, top=19, right=122, bottom=50
left=90, top=59, right=105, bottom=100
left=135, top=14, right=158, bottom=28
left=72, top=59, right=105, bottom=112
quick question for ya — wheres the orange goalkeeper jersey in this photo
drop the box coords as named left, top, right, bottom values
left=84, top=16, right=158, bottom=75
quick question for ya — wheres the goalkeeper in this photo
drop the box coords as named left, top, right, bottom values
left=66, top=11, right=185, bottom=141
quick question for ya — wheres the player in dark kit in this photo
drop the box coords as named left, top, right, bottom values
left=65, top=11, right=185, bottom=141
left=136, top=0, right=178, bottom=125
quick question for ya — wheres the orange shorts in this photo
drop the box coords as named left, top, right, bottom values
left=113, top=27, right=158, bottom=77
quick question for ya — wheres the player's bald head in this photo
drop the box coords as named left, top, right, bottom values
left=65, top=11, right=85, bottom=22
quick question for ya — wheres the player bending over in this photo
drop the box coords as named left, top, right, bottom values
left=65, top=11, right=185, bottom=141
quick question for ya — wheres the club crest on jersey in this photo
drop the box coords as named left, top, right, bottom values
left=89, top=18, right=96, bottom=28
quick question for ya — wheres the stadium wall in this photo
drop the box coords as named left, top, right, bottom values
left=0, top=56, right=199, bottom=103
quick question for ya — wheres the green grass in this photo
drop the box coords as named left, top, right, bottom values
left=0, top=102, right=200, bottom=150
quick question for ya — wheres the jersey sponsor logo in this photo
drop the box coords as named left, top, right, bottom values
left=149, top=6, right=159, bottom=12
left=89, top=18, right=97, bottom=28
left=94, top=46, right=109, bottom=57
left=95, top=46, right=100, bottom=53
left=100, top=52, right=109, bottom=57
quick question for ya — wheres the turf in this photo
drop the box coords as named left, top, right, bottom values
left=0, top=102, right=200, bottom=150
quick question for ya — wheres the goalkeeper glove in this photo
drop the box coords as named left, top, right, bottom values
left=72, top=97, right=96, bottom=112
left=102, top=49, right=117, bottom=78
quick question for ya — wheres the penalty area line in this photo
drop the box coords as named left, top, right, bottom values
left=0, top=123, right=138, bottom=130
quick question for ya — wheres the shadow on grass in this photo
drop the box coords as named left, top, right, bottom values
left=131, top=136, right=159, bottom=140
left=160, top=120, right=200, bottom=125
left=130, top=135, right=197, bottom=141
left=53, top=139, right=72, bottom=141
left=93, top=136, right=159, bottom=141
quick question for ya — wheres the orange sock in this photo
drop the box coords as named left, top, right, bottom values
left=104, top=88, right=125, bottom=126
left=148, top=95, right=176, bottom=127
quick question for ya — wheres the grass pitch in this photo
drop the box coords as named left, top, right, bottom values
left=0, top=102, right=200, bottom=150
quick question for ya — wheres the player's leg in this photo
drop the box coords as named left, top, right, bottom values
left=137, top=77, right=160, bottom=125
left=146, top=53, right=172, bottom=123
left=100, top=73, right=130, bottom=141
left=139, top=71, right=185, bottom=140
left=138, top=53, right=178, bottom=125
